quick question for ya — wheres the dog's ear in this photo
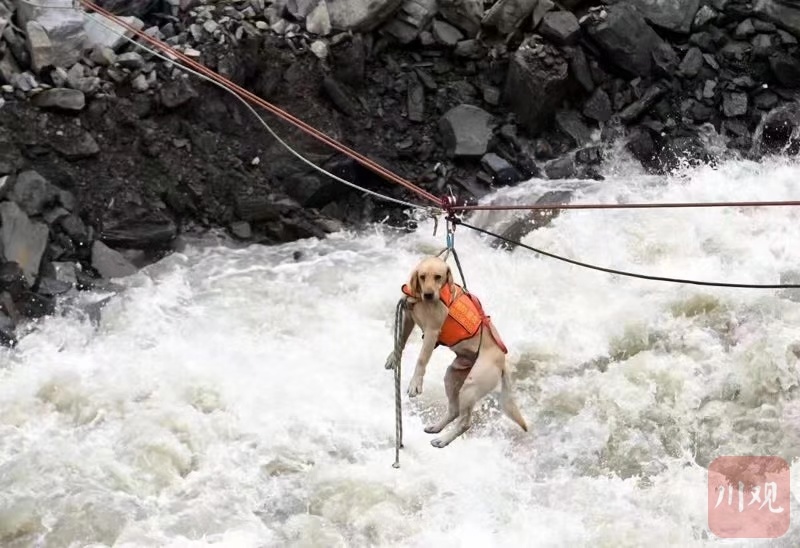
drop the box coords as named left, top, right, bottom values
left=446, top=265, right=453, bottom=286
left=409, top=268, right=421, bottom=297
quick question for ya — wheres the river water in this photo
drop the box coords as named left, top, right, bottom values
left=2, top=155, right=800, bottom=547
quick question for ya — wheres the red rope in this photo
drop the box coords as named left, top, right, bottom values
left=450, top=200, right=800, bottom=212
left=78, top=0, right=442, bottom=206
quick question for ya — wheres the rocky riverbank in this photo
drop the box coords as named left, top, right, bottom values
left=0, top=0, right=799, bottom=343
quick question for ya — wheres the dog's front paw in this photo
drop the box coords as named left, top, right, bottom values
left=407, top=375, right=423, bottom=397
left=431, top=437, right=450, bottom=448
left=384, top=351, right=397, bottom=370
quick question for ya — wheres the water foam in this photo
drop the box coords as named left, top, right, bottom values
left=1, top=157, right=800, bottom=546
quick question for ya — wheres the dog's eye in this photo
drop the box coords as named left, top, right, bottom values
left=434, top=275, right=442, bottom=281
left=420, top=275, right=426, bottom=281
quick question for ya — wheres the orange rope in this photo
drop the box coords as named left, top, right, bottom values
left=78, top=0, right=442, bottom=207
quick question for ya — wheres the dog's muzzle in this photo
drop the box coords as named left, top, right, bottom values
left=423, top=292, right=434, bottom=300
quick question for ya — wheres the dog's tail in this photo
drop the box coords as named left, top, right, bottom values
left=500, top=365, right=528, bottom=432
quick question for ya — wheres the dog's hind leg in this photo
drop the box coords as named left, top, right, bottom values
left=500, top=366, right=528, bottom=431
left=430, top=357, right=501, bottom=448
left=424, top=364, right=469, bottom=434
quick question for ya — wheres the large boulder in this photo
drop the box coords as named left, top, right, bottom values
left=15, top=0, right=88, bottom=71
left=503, top=39, right=573, bottom=135
left=0, top=202, right=49, bottom=286
left=583, top=4, right=668, bottom=78
left=611, top=0, right=700, bottom=34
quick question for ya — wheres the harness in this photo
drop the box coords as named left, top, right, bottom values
left=400, top=282, right=508, bottom=354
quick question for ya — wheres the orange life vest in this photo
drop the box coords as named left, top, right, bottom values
left=401, top=283, right=508, bottom=354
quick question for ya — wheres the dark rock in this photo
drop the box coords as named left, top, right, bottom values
left=322, top=76, right=360, bottom=116
left=327, top=0, right=404, bottom=31
left=100, top=214, right=178, bottom=250
left=432, top=19, right=463, bottom=45
left=0, top=201, right=49, bottom=285
left=438, top=0, right=483, bottom=36
left=159, top=77, right=198, bottom=109
left=733, top=18, right=756, bottom=39
left=623, top=0, right=701, bottom=34
left=480, top=153, right=521, bottom=185
left=504, top=40, right=572, bottom=135
left=383, top=0, right=437, bottom=43
left=583, top=88, right=613, bottom=122
left=555, top=110, right=592, bottom=146
left=332, top=34, right=366, bottom=88
left=753, top=0, right=800, bottom=40
left=230, top=221, right=252, bottom=239
left=60, top=215, right=91, bottom=248
left=406, top=73, right=425, bottom=122
left=37, top=277, right=73, bottom=297
left=567, top=46, right=594, bottom=93
left=0, top=262, right=29, bottom=299
left=439, top=104, right=494, bottom=157
left=751, top=34, right=773, bottom=58
left=618, top=83, right=668, bottom=123
left=769, top=52, right=800, bottom=87
left=652, top=43, right=679, bottom=78
left=91, top=240, right=138, bottom=279
left=584, top=4, right=668, bottom=78
left=532, top=0, right=555, bottom=28
left=692, top=5, right=718, bottom=29
left=491, top=190, right=573, bottom=250
left=482, top=0, right=538, bottom=35
left=539, top=11, right=581, bottom=45
left=31, top=88, right=86, bottom=111
left=544, top=155, right=576, bottom=179
left=754, top=90, right=779, bottom=109
left=15, top=291, right=55, bottom=319
left=576, top=146, right=603, bottom=165
left=49, top=127, right=100, bottom=160
left=626, top=126, right=657, bottom=168
left=722, top=92, right=748, bottom=117
left=9, top=170, right=58, bottom=216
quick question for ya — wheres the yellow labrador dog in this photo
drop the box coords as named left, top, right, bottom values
left=387, top=255, right=528, bottom=448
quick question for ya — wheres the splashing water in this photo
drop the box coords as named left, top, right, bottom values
left=2, top=156, right=800, bottom=547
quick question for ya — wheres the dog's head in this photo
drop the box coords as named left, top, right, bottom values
left=408, top=256, right=453, bottom=302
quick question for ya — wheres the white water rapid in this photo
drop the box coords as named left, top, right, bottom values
left=2, top=155, right=800, bottom=547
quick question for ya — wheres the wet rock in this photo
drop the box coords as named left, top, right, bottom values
left=480, top=152, right=521, bottom=185
left=539, top=11, right=581, bottom=45
left=100, top=213, right=178, bottom=250
left=482, top=0, right=538, bottom=34
left=30, top=88, right=85, bottom=111
left=544, top=154, right=576, bottom=179
left=91, top=240, right=138, bottom=279
left=504, top=39, right=572, bottom=135
left=491, top=190, right=573, bottom=250
left=584, top=4, right=667, bottom=78
left=555, top=110, right=592, bottom=146
left=583, top=88, right=613, bottom=122
left=0, top=262, right=29, bottom=299
left=618, top=83, right=668, bottom=124
left=439, top=104, right=494, bottom=157
left=754, top=103, right=800, bottom=155
left=0, top=201, right=49, bottom=285
left=406, top=73, right=425, bottom=122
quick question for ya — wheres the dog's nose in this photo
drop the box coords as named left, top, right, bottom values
left=423, top=292, right=434, bottom=300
